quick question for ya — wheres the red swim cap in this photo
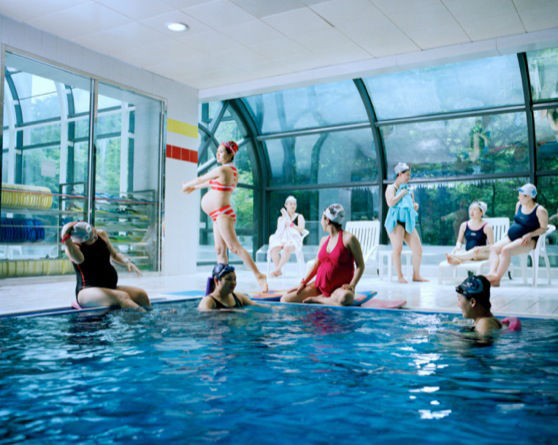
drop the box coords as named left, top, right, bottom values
left=223, top=141, right=238, bottom=155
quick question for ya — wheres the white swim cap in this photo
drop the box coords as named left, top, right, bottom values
left=71, top=222, right=93, bottom=243
left=394, top=162, right=410, bottom=175
left=323, top=203, right=345, bottom=225
left=518, top=183, right=537, bottom=198
left=469, top=201, right=488, bottom=215
left=285, top=195, right=297, bottom=205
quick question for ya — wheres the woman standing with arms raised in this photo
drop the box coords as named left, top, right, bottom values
left=182, top=141, right=268, bottom=292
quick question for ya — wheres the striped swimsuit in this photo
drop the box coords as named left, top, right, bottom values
left=208, top=164, right=237, bottom=222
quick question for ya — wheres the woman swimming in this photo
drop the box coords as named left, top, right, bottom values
left=281, top=203, right=365, bottom=306
left=198, top=263, right=259, bottom=311
left=384, top=162, right=428, bottom=283
left=456, top=275, right=501, bottom=336
left=484, top=183, right=548, bottom=286
left=182, top=141, right=268, bottom=292
left=446, top=201, right=494, bottom=265
left=61, top=221, right=151, bottom=311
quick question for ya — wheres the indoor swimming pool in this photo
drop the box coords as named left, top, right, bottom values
left=1, top=302, right=557, bottom=444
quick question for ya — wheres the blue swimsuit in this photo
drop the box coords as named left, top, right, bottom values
left=507, top=204, right=540, bottom=243
left=465, top=222, right=488, bottom=250
left=384, top=184, right=418, bottom=234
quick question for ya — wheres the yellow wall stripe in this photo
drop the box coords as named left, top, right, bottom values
left=167, top=118, right=198, bottom=138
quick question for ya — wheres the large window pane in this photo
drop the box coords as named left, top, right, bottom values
left=243, top=80, right=368, bottom=133
left=527, top=47, right=558, bottom=102
left=267, top=128, right=377, bottom=186
left=535, top=108, right=558, bottom=170
left=382, top=113, right=529, bottom=180
left=94, top=83, right=162, bottom=271
left=268, top=186, right=379, bottom=246
left=1, top=52, right=90, bottom=269
left=365, top=55, right=523, bottom=120
left=413, top=178, right=527, bottom=246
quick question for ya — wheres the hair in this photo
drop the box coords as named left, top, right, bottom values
left=456, top=275, right=492, bottom=310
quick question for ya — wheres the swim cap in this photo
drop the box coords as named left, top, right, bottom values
left=518, top=183, right=537, bottom=198
left=222, top=141, right=239, bottom=155
left=456, top=275, right=491, bottom=307
left=285, top=195, right=297, bottom=205
left=394, top=162, right=410, bottom=175
left=71, top=222, right=93, bottom=243
left=212, top=263, right=235, bottom=280
left=469, top=201, right=488, bottom=215
left=323, top=203, right=345, bottom=225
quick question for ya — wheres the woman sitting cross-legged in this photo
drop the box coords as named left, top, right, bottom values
left=280, top=203, right=365, bottom=306
left=61, top=221, right=151, bottom=311
left=446, top=201, right=494, bottom=265
left=198, top=263, right=260, bottom=311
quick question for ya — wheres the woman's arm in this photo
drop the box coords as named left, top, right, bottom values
left=452, top=222, right=467, bottom=253
left=520, top=206, right=549, bottom=247
left=61, top=222, right=84, bottom=264
left=198, top=296, right=216, bottom=311
left=296, top=214, right=306, bottom=234
left=484, top=224, right=494, bottom=245
left=182, top=167, right=221, bottom=193
left=385, top=184, right=407, bottom=207
left=98, top=230, right=142, bottom=276
left=237, top=293, right=266, bottom=307
left=345, top=233, right=365, bottom=291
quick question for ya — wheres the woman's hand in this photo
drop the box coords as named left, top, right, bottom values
left=414, top=202, right=419, bottom=211
left=182, top=183, right=195, bottom=194
left=520, top=233, right=533, bottom=247
left=126, top=259, right=142, bottom=277
left=341, top=283, right=355, bottom=293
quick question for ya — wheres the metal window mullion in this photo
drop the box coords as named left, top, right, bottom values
left=256, top=121, right=371, bottom=141
left=86, top=78, right=98, bottom=225
left=156, top=103, right=166, bottom=271
left=518, top=52, right=537, bottom=186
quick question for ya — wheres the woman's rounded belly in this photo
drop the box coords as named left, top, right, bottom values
left=201, top=190, right=231, bottom=214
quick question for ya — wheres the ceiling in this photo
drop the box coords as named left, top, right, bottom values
left=1, top=0, right=558, bottom=94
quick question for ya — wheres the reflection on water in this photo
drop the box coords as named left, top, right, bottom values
left=0, top=303, right=557, bottom=444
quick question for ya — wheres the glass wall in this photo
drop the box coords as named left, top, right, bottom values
left=1, top=51, right=164, bottom=277
left=199, top=47, right=558, bottom=259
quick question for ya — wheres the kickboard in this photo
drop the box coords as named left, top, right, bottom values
left=250, top=290, right=397, bottom=308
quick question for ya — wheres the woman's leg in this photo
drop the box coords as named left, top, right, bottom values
left=304, top=287, right=354, bottom=306
left=487, top=239, right=534, bottom=286
left=213, top=223, right=228, bottom=264
left=281, top=284, right=320, bottom=303
left=273, top=245, right=295, bottom=275
left=447, top=246, right=490, bottom=264
left=77, top=287, right=146, bottom=311
left=117, top=285, right=151, bottom=309
left=388, top=224, right=406, bottom=283
left=216, top=216, right=268, bottom=292
left=487, top=238, right=509, bottom=275
left=270, top=246, right=282, bottom=268
left=405, top=229, right=428, bottom=282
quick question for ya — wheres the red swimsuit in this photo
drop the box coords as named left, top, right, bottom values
left=208, top=165, right=238, bottom=222
left=315, top=230, right=354, bottom=296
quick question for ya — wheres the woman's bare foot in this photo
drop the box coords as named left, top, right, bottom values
left=397, top=276, right=408, bottom=284
left=412, top=276, right=429, bottom=282
left=257, top=274, right=268, bottom=293
left=270, top=269, right=282, bottom=277
left=446, top=254, right=462, bottom=265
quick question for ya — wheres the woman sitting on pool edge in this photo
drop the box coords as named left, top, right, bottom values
left=61, top=221, right=151, bottom=311
left=446, top=201, right=494, bottom=265
left=199, top=263, right=260, bottom=311
left=456, top=275, right=501, bottom=336
left=281, top=203, right=365, bottom=306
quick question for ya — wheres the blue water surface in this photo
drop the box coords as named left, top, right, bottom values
left=1, top=302, right=557, bottom=445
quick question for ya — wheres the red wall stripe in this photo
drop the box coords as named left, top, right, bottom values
left=166, top=144, right=198, bottom=164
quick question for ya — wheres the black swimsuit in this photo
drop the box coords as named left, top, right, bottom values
left=507, top=204, right=540, bottom=243
left=210, top=293, right=243, bottom=309
left=465, top=222, right=488, bottom=250
left=73, top=236, right=118, bottom=300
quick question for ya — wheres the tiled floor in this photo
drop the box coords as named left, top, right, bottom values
left=1, top=263, right=557, bottom=318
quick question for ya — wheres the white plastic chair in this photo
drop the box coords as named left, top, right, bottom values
left=518, top=224, right=555, bottom=286
left=345, top=220, right=380, bottom=272
left=267, top=229, right=309, bottom=278
left=438, top=217, right=510, bottom=283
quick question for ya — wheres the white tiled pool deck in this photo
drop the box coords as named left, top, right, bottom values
left=1, top=263, right=557, bottom=318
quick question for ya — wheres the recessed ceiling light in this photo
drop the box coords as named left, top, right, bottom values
left=167, top=22, right=189, bottom=32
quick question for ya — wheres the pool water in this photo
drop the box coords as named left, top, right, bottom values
left=1, top=302, right=557, bottom=444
